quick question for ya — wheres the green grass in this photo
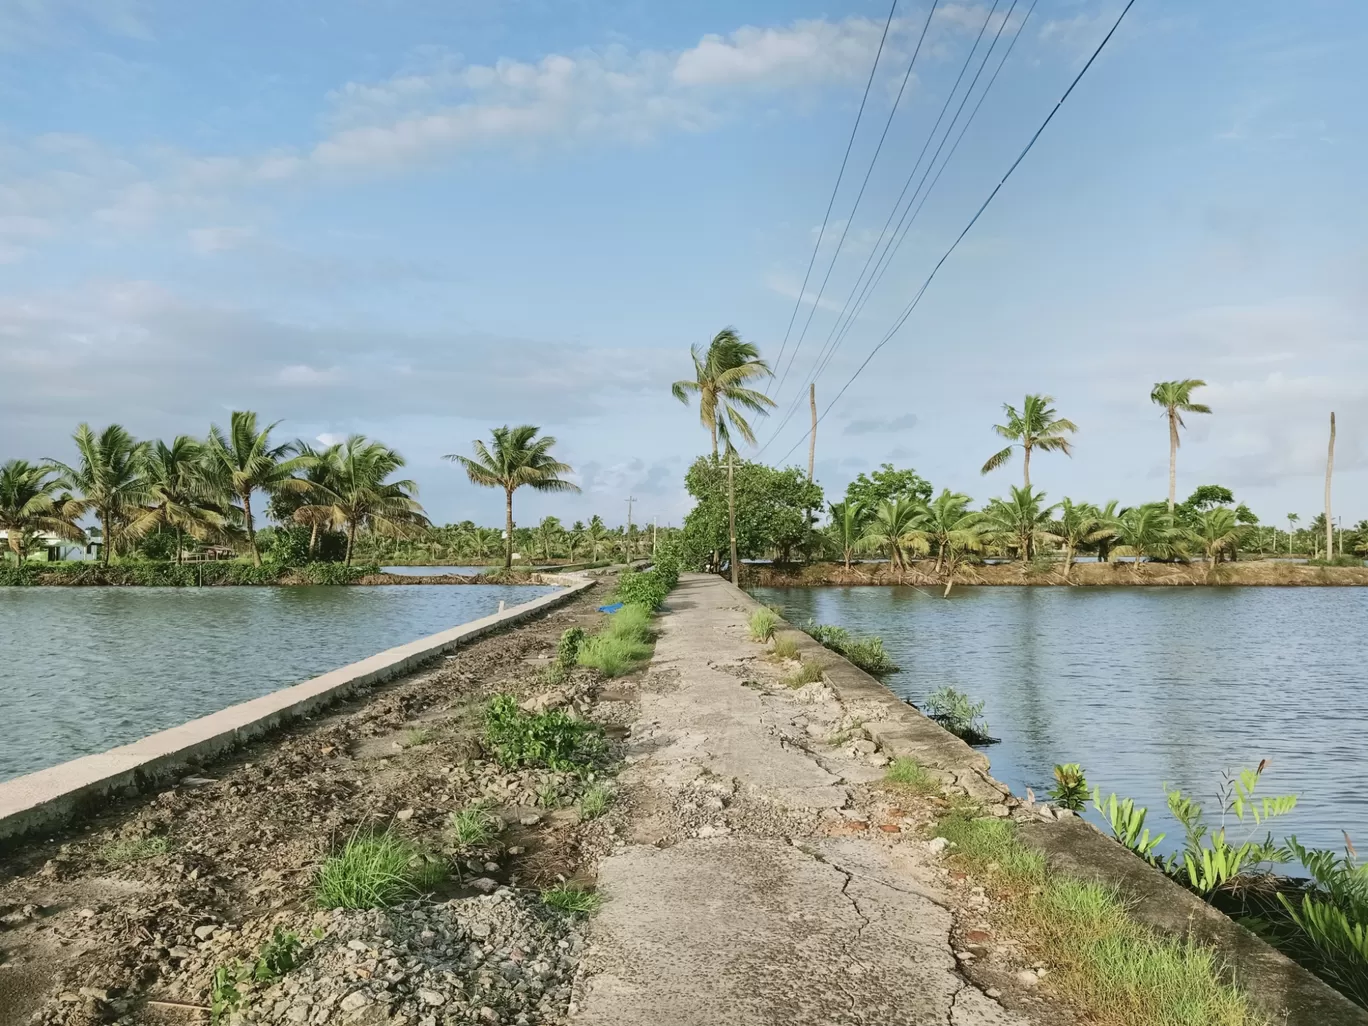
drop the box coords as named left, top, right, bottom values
left=578, top=634, right=653, bottom=677
left=316, top=832, right=443, bottom=909
left=884, top=757, right=939, bottom=795
left=783, top=658, right=824, bottom=687
left=748, top=607, right=780, bottom=642
left=542, top=885, right=602, bottom=917
left=99, top=835, right=171, bottom=865
left=579, top=783, right=614, bottom=820
left=537, top=782, right=562, bottom=808
left=446, top=806, right=498, bottom=848
left=933, top=811, right=1268, bottom=1026
left=604, top=603, right=653, bottom=643
left=771, top=635, right=801, bottom=661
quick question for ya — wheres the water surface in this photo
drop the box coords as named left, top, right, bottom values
left=381, top=565, right=490, bottom=576
left=751, top=585, right=1368, bottom=852
left=0, top=583, right=554, bottom=780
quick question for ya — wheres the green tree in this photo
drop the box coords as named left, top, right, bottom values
left=204, top=411, right=316, bottom=566
left=980, top=394, right=1077, bottom=488
left=979, top=485, right=1057, bottom=561
left=1182, top=484, right=1234, bottom=512
left=292, top=435, right=428, bottom=565
left=536, top=516, right=564, bottom=561
left=910, top=489, right=981, bottom=575
left=671, top=328, right=775, bottom=456
left=267, top=441, right=347, bottom=558
left=1190, top=506, right=1247, bottom=567
left=49, top=423, right=148, bottom=564
left=444, top=425, right=579, bottom=569
left=682, top=457, right=823, bottom=567
left=586, top=515, right=610, bottom=561
left=0, top=460, right=84, bottom=563
left=844, top=463, right=932, bottom=512
left=1150, top=379, right=1212, bottom=511
left=1112, top=503, right=1180, bottom=570
left=128, top=437, right=229, bottom=563
left=860, top=498, right=927, bottom=576
left=1051, top=498, right=1104, bottom=581
left=826, top=500, right=867, bottom=571
left=567, top=520, right=586, bottom=561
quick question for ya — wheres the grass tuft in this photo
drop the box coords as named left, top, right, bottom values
left=884, top=757, right=939, bottom=795
left=543, top=884, right=602, bottom=917
left=447, top=806, right=498, bottom=848
left=748, top=607, right=780, bottom=642
left=579, top=783, right=614, bottom=820
left=316, top=832, right=443, bottom=909
left=771, top=635, right=801, bottom=661
left=577, top=603, right=656, bottom=677
left=100, top=835, right=171, bottom=865
left=400, top=727, right=434, bottom=748
left=783, top=658, right=824, bottom=688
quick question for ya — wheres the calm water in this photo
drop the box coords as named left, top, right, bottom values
left=382, top=565, right=490, bottom=576
left=0, top=584, right=554, bottom=781
left=751, top=586, right=1368, bottom=852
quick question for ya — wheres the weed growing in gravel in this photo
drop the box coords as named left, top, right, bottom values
left=579, top=784, right=614, bottom=820
left=542, top=885, right=602, bottom=917
left=447, top=806, right=499, bottom=848
left=933, top=811, right=1267, bottom=1026
left=748, top=607, right=779, bottom=642
left=771, top=635, right=800, bottom=661
left=99, top=835, right=171, bottom=865
left=316, top=832, right=441, bottom=909
left=401, top=727, right=434, bottom=748
left=577, top=605, right=656, bottom=678
left=783, top=658, right=824, bottom=687
left=209, top=927, right=303, bottom=1024
left=209, top=964, right=243, bottom=1025
left=885, top=757, right=939, bottom=795
left=252, top=927, right=303, bottom=980
left=537, top=783, right=562, bottom=808
left=485, top=694, right=607, bottom=772
left=556, top=626, right=587, bottom=668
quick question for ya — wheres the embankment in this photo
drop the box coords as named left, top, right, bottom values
left=743, top=559, right=1368, bottom=588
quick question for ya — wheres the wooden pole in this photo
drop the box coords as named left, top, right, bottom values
left=727, top=453, right=739, bottom=587
left=625, top=495, right=636, bottom=561
left=807, top=382, right=817, bottom=482
left=1326, top=412, right=1336, bottom=560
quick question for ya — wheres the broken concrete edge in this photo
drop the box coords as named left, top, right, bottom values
left=729, top=580, right=1368, bottom=1026
left=0, top=578, right=595, bottom=848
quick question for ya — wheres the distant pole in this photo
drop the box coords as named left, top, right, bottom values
left=726, top=453, right=739, bottom=587
left=807, top=382, right=817, bottom=482
left=652, top=517, right=658, bottom=557
left=625, top=495, right=636, bottom=561
left=1326, top=412, right=1336, bottom=561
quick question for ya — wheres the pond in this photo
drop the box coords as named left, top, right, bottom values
left=381, top=565, right=491, bottom=576
left=750, top=585, right=1368, bottom=853
left=0, top=583, right=556, bottom=781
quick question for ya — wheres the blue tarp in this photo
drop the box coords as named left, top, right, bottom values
left=597, top=602, right=624, bottom=613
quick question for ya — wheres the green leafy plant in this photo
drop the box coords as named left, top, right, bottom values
left=315, top=832, right=441, bottom=909
left=251, top=927, right=302, bottom=981
left=210, top=964, right=243, bottom=1025
left=484, top=694, right=606, bottom=772
left=1049, top=764, right=1089, bottom=812
left=922, top=687, right=995, bottom=744
left=542, top=885, right=602, bottom=917
left=748, top=607, right=779, bottom=642
left=536, top=783, right=562, bottom=809
left=614, top=566, right=669, bottom=609
left=447, top=806, right=499, bottom=848
left=579, top=783, right=614, bottom=820
left=800, top=620, right=900, bottom=675
left=1092, top=788, right=1166, bottom=862
left=556, top=626, right=587, bottom=669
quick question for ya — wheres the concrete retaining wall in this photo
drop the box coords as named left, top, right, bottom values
left=726, top=580, right=1368, bottom=1026
left=0, top=578, right=593, bottom=846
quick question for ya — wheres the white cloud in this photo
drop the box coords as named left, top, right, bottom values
left=188, top=226, right=256, bottom=255
left=764, top=271, right=846, bottom=314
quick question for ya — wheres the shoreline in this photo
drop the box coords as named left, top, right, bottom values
left=742, top=559, right=1368, bottom=588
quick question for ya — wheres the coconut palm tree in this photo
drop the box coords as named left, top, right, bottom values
left=567, top=521, right=586, bottom=561
left=980, top=394, right=1077, bottom=488
left=826, top=500, right=867, bottom=571
left=861, top=498, right=927, bottom=576
left=0, top=460, right=84, bottom=563
left=586, top=515, right=610, bottom=561
left=204, top=411, right=317, bottom=566
left=291, top=436, right=429, bottom=565
left=910, top=489, right=982, bottom=575
left=444, top=425, right=579, bottom=569
left=536, top=516, right=564, bottom=561
left=1049, top=498, right=1106, bottom=580
left=979, top=485, right=1058, bottom=562
left=48, top=423, right=148, bottom=564
left=1112, top=503, right=1180, bottom=570
left=127, top=437, right=229, bottom=562
left=671, top=328, right=776, bottom=456
left=1191, top=506, right=1247, bottom=568
left=1150, top=379, right=1212, bottom=511
left=1286, top=513, right=1299, bottom=555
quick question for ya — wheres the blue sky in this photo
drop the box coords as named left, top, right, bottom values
left=3, top=0, right=1366, bottom=530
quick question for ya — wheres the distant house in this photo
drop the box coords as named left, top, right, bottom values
left=0, top=529, right=97, bottom=562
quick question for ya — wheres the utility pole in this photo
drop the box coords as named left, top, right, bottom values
left=625, top=495, right=636, bottom=562
left=1326, top=412, right=1336, bottom=562
left=726, top=452, right=739, bottom=587
left=807, top=382, right=817, bottom=482
left=652, top=517, right=658, bottom=557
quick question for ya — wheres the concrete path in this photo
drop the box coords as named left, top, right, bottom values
left=570, top=574, right=1030, bottom=1026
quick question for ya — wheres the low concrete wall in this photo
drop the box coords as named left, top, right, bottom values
left=727, top=580, right=1368, bottom=1026
left=0, top=578, right=593, bottom=846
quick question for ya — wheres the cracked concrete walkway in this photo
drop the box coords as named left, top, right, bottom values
left=570, top=574, right=1029, bottom=1026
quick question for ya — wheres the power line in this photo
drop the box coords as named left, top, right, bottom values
left=770, top=0, right=897, bottom=382
left=772, top=0, right=939, bottom=398
left=775, top=0, right=1139, bottom=466
left=760, top=0, right=1011, bottom=454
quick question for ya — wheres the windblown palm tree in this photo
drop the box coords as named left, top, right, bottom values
left=204, top=411, right=317, bottom=566
left=861, top=498, right=927, bottom=577
left=1150, top=379, right=1212, bottom=511
left=826, top=500, right=867, bottom=571
left=980, top=394, right=1077, bottom=488
left=586, top=515, right=610, bottom=562
left=671, top=328, right=776, bottom=456
left=444, top=425, right=579, bottom=569
left=567, top=521, right=586, bottom=561
left=910, top=489, right=982, bottom=575
left=0, top=460, right=84, bottom=563
left=979, top=485, right=1058, bottom=562
left=1286, top=513, right=1299, bottom=555
left=128, top=437, right=229, bottom=562
left=536, top=516, right=564, bottom=562
left=1191, top=506, right=1247, bottom=568
left=48, top=423, right=147, bottom=564
left=1112, top=504, right=1181, bottom=570
left=292, top=436, right=429, bottom=565
left=1050, top=498, right=1107, bottom=580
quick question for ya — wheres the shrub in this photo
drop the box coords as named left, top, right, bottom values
left=923, top=687, right=995, bottom=744
left=542, top=885, right=602, bottom=917
left=802, top=621, right=898, bottom=675
left=556, top=627, right=587, bottom=669
left=484, top=694, right=607, bottom=772
left=748, top=607, right=780, bottom=642
left=885, top=757, right=938, bottom=795
left=1049, top=763, right=1089, bottom=811
left=316, top=832, right=440, bottom=909
left=615, top=567, right=669, bottom=609
left=772, top=635, right=801, bottom=660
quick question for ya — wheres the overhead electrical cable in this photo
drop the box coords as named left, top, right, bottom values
left=770, top=0, right=898, bottom=384
left=773, top=0, right=1139, bottom=466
